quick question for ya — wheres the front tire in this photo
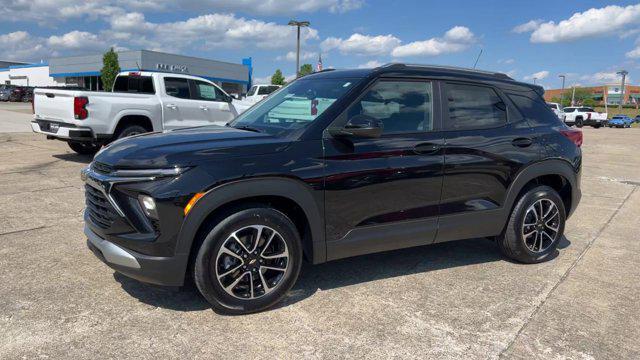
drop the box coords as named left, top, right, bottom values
left=194, top=207, right=303, bottom=315
left=497, top=185, right=566, bottom=264
left=575, top=118, right=583, bottom=128
left=68, top=141, right=100, bottom=155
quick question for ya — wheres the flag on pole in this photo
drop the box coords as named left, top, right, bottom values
left=316, top=53, right=323, bottom=72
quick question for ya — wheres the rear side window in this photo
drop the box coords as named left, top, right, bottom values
left=113, top=76, right=155, bottom=94
left=445, top=83, right=506, bottom=130
left=164, top=77, right=190, bottom=99
left=579, top=107, right=594, bottom=112
left=508, top=92, right=562, bottom=126
left=547, top=103, right=558, bottom=110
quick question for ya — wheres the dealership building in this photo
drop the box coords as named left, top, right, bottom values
left=0, top=50, right=253, bottom=94
left=544, top=84, right=640, bottom=106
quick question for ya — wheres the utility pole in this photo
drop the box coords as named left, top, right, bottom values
left=288, top=20, right=310, bottom=78
left=617, top=70, right=628, bottom=110
left=533, top=77, right=537, bottom=85
left=559, top=75, right=566, bottom=107
left=571, top=86, right=576, bottom=106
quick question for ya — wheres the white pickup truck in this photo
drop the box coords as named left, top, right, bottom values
left=32, top=71, right=252, bottom=154
left=562, top=106, right=607, bottom=128
left=243, top=84, right=281, bottom=104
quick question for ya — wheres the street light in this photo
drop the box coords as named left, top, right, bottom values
left=288, top=20, right=310, bottom=78
left=559, top=75, right=566, bottom=107
left=533, top=77, right=537, bottom=84
left=617, top=70, right=628, bottom=110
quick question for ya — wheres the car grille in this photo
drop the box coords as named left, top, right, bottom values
left=85, top=184, right=117, bottom=229
left=91, top=162, right=113, bottom=175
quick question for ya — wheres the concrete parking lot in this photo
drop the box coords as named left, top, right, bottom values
left=0, top=109, right=639, bottom=358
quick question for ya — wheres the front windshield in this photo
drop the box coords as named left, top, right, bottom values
left=230, top=78, right=357, bottom=137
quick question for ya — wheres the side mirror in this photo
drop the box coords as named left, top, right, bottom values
left=329, top=115, right=383, bottom=139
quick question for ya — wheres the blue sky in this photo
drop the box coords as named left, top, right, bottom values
left=1, top=0, right=638, bottom=89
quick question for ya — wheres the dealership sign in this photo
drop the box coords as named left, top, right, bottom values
left=156, top=63, right=189, bottom=73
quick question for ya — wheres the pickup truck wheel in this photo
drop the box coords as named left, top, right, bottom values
left=116, top=124, right=148, bottom=139
left=497, top=185, right=566, bottom=264
left=575, top=118, right=583, bottom=128
left=193, top=207, right=303, bottom=315
left=593, top=124, right=601, bottom=129
left=68, top=141, right=100, bottom=155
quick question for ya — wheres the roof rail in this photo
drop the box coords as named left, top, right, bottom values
left=376, top=63, right=512, bottom=80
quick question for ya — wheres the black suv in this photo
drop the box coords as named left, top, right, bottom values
left=82, top=64, right=582, bottom=314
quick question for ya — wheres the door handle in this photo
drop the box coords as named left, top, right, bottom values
left=166, top=104, right=177, bottom=110
left=199, top=106, right=209, bottom=111
left=413, top=143, right=441, bottom=154
left=512, top=137, right=533, bottom=147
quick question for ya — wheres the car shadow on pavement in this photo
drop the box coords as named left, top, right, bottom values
left=113, top=273, right=211, bottom=312
left=53, top=153, right=93, bottom=164
left=110, top=236, right=571, bottom=313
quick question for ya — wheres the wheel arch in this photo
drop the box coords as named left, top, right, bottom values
left=175, top=177, right=326, bottom=268
left=504, top=159, right=579, bottom=221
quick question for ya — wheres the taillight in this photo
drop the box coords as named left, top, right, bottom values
left=74, top=96, right=88, bottom=120
left=31, top=94, right=35, bottom=114
left=560, top=128, right=583, bottom=147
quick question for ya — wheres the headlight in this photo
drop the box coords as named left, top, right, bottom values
left=138, top=194, right=159, bottom=219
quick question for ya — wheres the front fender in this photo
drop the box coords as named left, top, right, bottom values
left=174, top=177, right=326, bottom=264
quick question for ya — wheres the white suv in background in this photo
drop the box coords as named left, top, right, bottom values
left=546, top=102, right=565, bottom=121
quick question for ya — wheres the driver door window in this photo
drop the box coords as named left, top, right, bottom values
left=347, top=80, right=433, bottom=134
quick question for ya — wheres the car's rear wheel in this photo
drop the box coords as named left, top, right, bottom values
left=497, top=185, right=566, bottom=264
left=116, top=124, right=148, bottom=139
left=575, top=117, right=583, bottom=128
left=593, top=124, right=601, bottom=128
left=193, top=206, right=303, bottom=314
left=68, top=141, right=100, bottom=155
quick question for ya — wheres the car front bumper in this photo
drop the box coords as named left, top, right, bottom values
left=85, top=223, right=189, bottom=287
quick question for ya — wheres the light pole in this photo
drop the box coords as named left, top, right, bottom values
left=617, top=70, right=628, bottom=110
left=288, top=20, right=310, bottom=78
left=559, top=75, right=566, bottom=107
left=533, top=77, right=537, bottom=85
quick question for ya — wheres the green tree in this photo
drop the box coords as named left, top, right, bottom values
left=101, top=48, right=121, bottom=91
left=299, top=63, right=313, bottom=77
left=271, top=69, right=285, bottom=85
left=583, top=98, right=596, bottom=108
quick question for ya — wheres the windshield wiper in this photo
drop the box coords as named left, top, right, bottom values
left=233, top=125, right=262, bottom=133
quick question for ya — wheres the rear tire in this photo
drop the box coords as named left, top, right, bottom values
left=68, top=141, right=100, bottom=155
left=575, top=117, right=583, bottom=128
left=193, top=206, right=303, bottom=315
left=116, top=124, right=148, bottom=139
left=497, top=185, right=566, bottom=264
left=593, top=124, right=601, bottom=129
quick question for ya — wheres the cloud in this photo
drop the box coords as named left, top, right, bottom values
left=579, top=71, right=630, bottom=85
left=0, top=30, right=109, bottom=61
left=277, top=51, right=317, bottom=62
left=321, top=33, right=401, bottom=55
left=626, top=45, right=640, bottom=58
left=358, top=60, right=384, bottom=68
left=498, top=58, right=515, bottom=64
left=524, top=70, right=550, bottom=81
left=512, top=20, right=543, bottom=34
left=47, top=31, right=106, bottom=50
left=391, top=26, right=476, bottom=57
left=0, top=0, right=363, bottom=25
left=516, top=4, right=640, bottom=43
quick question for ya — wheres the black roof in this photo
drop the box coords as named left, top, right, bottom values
left=304, top=63, right=541, bottom=93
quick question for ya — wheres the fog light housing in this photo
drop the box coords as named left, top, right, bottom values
left=138, top=194, right=159, bottom=219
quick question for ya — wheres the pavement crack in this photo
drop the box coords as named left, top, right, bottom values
left=0, top=225, right=52, bottom=237
left=497, top=185, right=638, bottom=358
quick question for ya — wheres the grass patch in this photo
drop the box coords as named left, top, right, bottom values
left=594, top=107, right=639, bottom=119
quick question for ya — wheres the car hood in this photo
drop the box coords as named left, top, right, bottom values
left=94, top=125, right=291, bottom=169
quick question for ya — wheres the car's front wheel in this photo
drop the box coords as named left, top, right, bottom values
left=193, top=206, right=303, bottom=314
left=497, top=185, right=566, bottom=264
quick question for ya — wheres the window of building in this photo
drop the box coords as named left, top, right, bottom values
left=445, top=83, right=506, bottom=130
left=347, top=80, right=433, bottom=134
